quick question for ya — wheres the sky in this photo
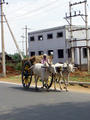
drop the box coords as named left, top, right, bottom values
left=0, top=0, right=90, bottom=54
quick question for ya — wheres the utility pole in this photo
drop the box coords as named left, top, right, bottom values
left=20, top=34, right=25, bottom=54
left=85, top=0, right=90, bottom=71
left=0, top=1, right=24, bottom=77
left=4, top=14, right=24, bottom=60
left=0, top=0, right=6, bottom=76
left=69, top=2, right=74, bottom=64
left=64, top=0, right=90, bottom=71
left=23, top=25, right=30, bottom=57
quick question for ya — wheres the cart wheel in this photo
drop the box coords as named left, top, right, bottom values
left=44, top=74, right=53, bottom=89
left=22, top=61, right=32, bottom=89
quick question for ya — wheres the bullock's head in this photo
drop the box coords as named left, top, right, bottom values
left=62, top=62, right=76, bottom=73
left=68, top=63, right=75, bottom=72
left=63, top=63, right=68, bottom=69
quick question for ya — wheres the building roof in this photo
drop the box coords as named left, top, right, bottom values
left=28, top=25, right=66, bottom=35
left=28, top=25, right=90, bottom=35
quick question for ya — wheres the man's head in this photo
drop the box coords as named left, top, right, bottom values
left=43, top=54, right=47, bottom=59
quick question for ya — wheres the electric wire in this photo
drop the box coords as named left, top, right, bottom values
left=5, top=0, right=60, bottom=19
left=4, top=0, right=69, bottom=21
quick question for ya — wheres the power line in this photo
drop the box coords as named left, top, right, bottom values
left=5, top=0, right=67, bottom=21
left=8, top=0, right=60, bottom=16
left=22, top=0, right=60, bottom=16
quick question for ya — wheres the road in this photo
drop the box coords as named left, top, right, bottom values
left=0, top=82, right=90, bottom=120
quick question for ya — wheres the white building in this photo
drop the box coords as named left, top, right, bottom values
left=28, top=25, right=90, bottom=67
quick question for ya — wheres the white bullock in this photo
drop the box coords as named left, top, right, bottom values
left=30, top=63, right=56, bottom=89
left=54, top=63, right=75, bottom=91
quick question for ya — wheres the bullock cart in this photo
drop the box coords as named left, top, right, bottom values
left=21, top=56, right=53, bottom=89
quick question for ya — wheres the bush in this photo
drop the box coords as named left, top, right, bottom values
left=15, top=62, right=22, bottom=71
left=6, top=62, right=15, bottom=68
left=10, top=53, right=21, bottom=62
left=6, top=62, right=22, bottom=71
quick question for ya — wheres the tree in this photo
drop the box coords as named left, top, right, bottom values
left=12, top=53, right=21, bottom=62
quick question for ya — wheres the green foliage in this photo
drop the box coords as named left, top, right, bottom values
left=70, top=75, right=90, bottom=82
left=12, top=53, right=21, bottom=62
left=15, top=62, right=22, bottom=71
left=6, top=53, right=24, bottom=71
left=6, top=62, right=15, bottom=68
left=6, top=62, right=22, bottom=71
left=8, top=53, right=28, bottom=62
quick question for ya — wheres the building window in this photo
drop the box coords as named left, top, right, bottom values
left=68, top=49, right=71, bottom=58
left=83, top=48, right=87, bottom=58
left=58, top=49, right=64, bottom=58
left=30, top=51, right=35, bottom=56
left=38, top=51, right=44, bottom=55
left=38, top=35, right=43, bottom=41
left=30, top=36, right=34, bottom=41
left=57, top=32, right=63, bottom=38
left=47, top=34, right=53, bottom=39
left=48, top=50, right=53, bottom=56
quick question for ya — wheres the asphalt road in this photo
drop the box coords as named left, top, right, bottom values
left=0, top=82, right=90, bottom=120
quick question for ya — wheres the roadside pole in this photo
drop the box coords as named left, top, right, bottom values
left=0, top=0, right=6, bottom=77
left=4, top=14, right=24, bottom=60
left=23, top=25, right=30, bottom=57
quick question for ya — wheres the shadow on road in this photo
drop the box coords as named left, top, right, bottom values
left=9, top=86, right=63, bottom=93
left=0, top=101, right=90, bottom=120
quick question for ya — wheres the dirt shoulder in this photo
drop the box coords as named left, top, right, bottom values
left=0, top=66, right=90, bottom=94
left=68, top=84, right=90, bottom=94
left=0, top=75, right=90, bottom=94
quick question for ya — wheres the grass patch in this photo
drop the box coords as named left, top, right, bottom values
left=0, top=75, right=21, bottom=84
left=70, top=76, right=90, bottom=82
left=0, top=71, right=90, bottom=84
left=70, top=71, right=90, bottom=82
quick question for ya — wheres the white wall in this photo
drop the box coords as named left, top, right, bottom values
left=28, top=26, right=90, bottom=65
left=66, top=26, right=90, bottom=65
left=28, top=26, right=67, bottom=63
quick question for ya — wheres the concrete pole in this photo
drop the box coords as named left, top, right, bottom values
left=25, top=25, right=28, bottom=57
left=21, top=34, right=25, bottom=54
left=4, top=15, right=24, bottom=60
left=85, top=0, right=90, bottom=71
left=79, top=47, right=81, bottom=70
left=23, top=25, right=30, bottom=57
left=69, top=2, right=74, bottom=64
left=1, top=0, right=6, bottom=76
